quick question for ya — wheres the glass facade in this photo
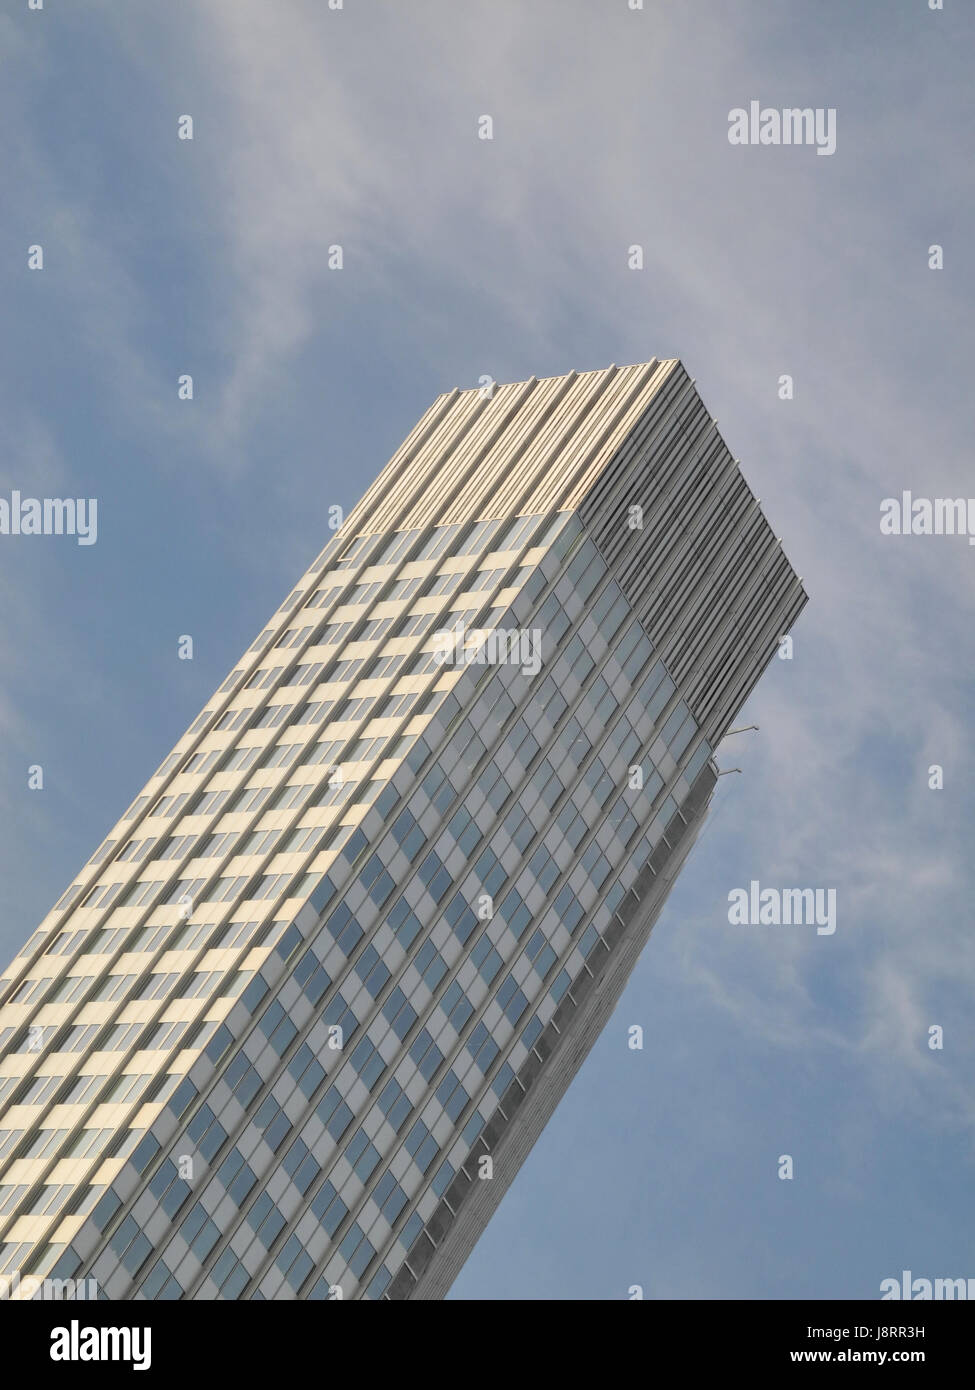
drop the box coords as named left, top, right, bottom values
left=0, top=360, right=804, bottom=1299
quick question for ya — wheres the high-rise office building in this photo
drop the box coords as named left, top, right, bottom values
left=0, top=360, right=805, bottom=1300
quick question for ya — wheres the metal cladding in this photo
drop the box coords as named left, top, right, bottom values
left=343, top=359, right=807, bottom=743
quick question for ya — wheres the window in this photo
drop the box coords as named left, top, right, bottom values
left=215, top=706, right=253, bottom=731
left=19, top=1074, right=63, bottom=1105
left=48, top=974, right=93, bottom=1004
left=375, top=691, right=418, bottom=720
left=335, top=535, right=372, bottom=566
left=81, top=881, right=125, bottom=910
left=21, top=1129, right=66, bottom=1160
left=365, top=1265, right=393, bottom=1300
left=238, top=826, right=282, bottom=857
left=358, top=617, right=394, bottom=642
left=143, top=1019, right=189, bottom=1051
left=9, top=977, right=51, bottom=1005
left=328, top=658, right=366, bottom=683
left=245, top=666, right=283, bottom=691
left=155, top=834, right=195, bottom=860
left=471, top=936, right=502, bottom=985
left=435, top=1069, right=469, bottom=1122
left=293, top=699, right=334, bottom=726
left=0, top=1184, right=28, bottom=1216
left=128, top=922, right=170, bottom=952
left=404, top=1118, right=440, bottom=1173
left=684, top=740, right=712, bottom=783
left=198, top=830, right=238, bottom=858
left=662, top=701, right=693, bottom=753
left=345, top=735, right=389, bottom=763
left=250, top=872, right=293, bottom=901
left=448, top=806, right=481, bottom=855
left=146, top=1164, right=192, bottom=1231
left=586, top=675, right=617, bottom=725
left=215, top=1150, right=250, bottom=1216
left=494, top=512, right=543, bottom=552
left=170, top=918, right=213, bottom=951
left=276, top=587, right=304, bottom=613
left=283, top=1141, right=321, bottom=1197
left=179, top=970, right=226, bottom=1000
left=42, top=929, right=87, bottom=957
left=274, top=625, right=312, bottom=651
left=467, top=566, right=506, bottom=591
left=213, top=919, right=264, bottom=949
left=285, top=662, right=325, bottom=687
left=229, top=785, right=272, bottom=815
left=306, top=585, right=341, bottom=610
left=346, top=1129, right=381, bottom=1183
left=334, top=695, right=376, bottom=722
left=445, top=604, right=484, bottom=631
left=92, top=973, right=136, bottom=1002
left=148, top=792, right=192, bottom=819
left=222, top=1056, right=261, bottom=1110
left=121, top=878, right=166, bottom=908
left=116, top=828, right=159, bottom=861
left=418, top=852, right=452, bottom=903
left=374, top=528, right=421, bottom=566
left=61, top=1073, right=106, bottom=1105
left=345, top=581, right=381, bottom=605
left=137, top=972, right=179, bottom=1001
left=394, top=611, right=436, bottom=639
left=98, top=1021, right=144, bottom=1051
left=456, top=517, right=503, bottom=555
left=496, top=974, right=529, bottom=1025
left=566, top=540, right=606, bottom=602
left=86, top=838, right=118, bottom=867
left=184, top=749, right=221, bottom=775
left=377, top=1078, right=413, bottom=1134
left=263, top=742, right=303, bottom=770
left=59, top=1023, right=99, bottom=1052
left=74, top=1184, right=107, bottom=1218
left=162, top=876, right=205, bottom=907
left=415, top=523, right=462, bottom=561
left=584, top=757, right=616, bottom=808
left=388, top=576, right=422, bottom=601
left=205, top=874, right=250, bottom=904
left=640, top=662, right=674, bottom=719
left=616, top=621, right=654, bottom=681
left=408, top=1033, right=443, bottom=1084
left=255, top=702, right=293, bottom=730
left=103, top=1073, right=152, bottom=1105
left=186, top=1019, right=221, bottom=1052
left=444, top=892, right=478, bottom=946
left=367, top=653, right=407, bottom=679
left=440, top=980, right=473, bottom=1033
left=281, top=824, right=324, bottom=854
left=481, top=604, right=515, bottom=631
left=591, top=581, right=629, bottom=641
left=221, top=746, right=262, bottom=774
left=426, top=571, right=464, bottom=597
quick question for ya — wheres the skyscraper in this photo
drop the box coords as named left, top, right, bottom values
left=0, top=359, right=806, bottom=1301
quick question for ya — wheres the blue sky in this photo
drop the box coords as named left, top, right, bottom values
left=2, top=0, right=973, bottom=1299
